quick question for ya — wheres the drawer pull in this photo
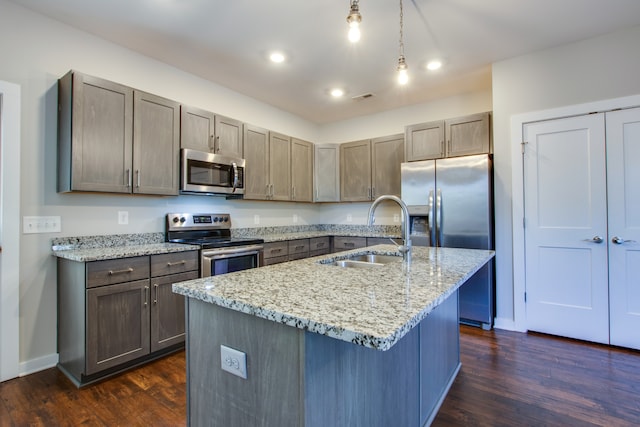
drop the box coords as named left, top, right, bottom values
left=295, top=245, right=305, bottom=250
left=108, top=267, right=134, bottom=275
left=167, top=260, right=186, bottom=267
left=153, top=284, right=158, bottom=304
left=144, top=285, right=149, bottom=306
left=316, top=242, right=325, bottom=248
left=345, top=242, right=355, bottom=247
left=271, top=248, right=283, bottom=254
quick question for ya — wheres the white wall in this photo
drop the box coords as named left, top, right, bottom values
left=0, top=0, right=493, bottom=369
left=491, top=25, right=640, bottom=329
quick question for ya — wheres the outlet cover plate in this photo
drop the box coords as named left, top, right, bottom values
left=220, top=345, right=247, bottom=379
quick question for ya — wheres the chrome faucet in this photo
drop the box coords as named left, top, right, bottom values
left=367, top=195, right=412, bottom=263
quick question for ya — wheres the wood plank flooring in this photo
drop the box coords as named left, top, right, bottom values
left=1, top=326, right=639, bottom=426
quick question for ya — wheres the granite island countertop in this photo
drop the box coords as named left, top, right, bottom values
left=173, top=245, right=494, bottom=351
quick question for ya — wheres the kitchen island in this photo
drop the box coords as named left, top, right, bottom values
left=173, top=245, right=494, bottom=427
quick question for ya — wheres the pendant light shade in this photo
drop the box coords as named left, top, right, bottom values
left=347, top=1, right=362, bottom=43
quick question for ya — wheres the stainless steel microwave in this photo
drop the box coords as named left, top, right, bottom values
left=180, top=148, right=245, bottom=196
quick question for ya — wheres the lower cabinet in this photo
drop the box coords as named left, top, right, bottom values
left=333, top=236, right=367, bottom=252
left=58, top=250, right=198, bottom=386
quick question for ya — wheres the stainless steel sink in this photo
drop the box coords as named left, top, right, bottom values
left=326, top=253, right=402, bottom=268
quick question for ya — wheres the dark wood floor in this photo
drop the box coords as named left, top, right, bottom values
left=2, top=326, right=639, bottom=426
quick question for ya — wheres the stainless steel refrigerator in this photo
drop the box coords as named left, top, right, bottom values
left=401, top=154, right=494, bottom=329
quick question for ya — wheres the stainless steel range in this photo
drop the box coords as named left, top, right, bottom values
left=166, top=213, right=264, bottom=277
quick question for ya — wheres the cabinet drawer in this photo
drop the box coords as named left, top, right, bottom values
left=367, top=237, right=393, bottom=246
left=288, top=239, right=309, bottom=255
left=333, top=237, right=366, bottom=252
left=263, top=255, right=289, bottom=266
left=309, top=248, right=331, bottom=258
left=86, top=256, right=150, bottom=288
left=151, top=251, right=199, bottom=277
left=309, top=237, right=330, bottom=252
left=263, top=241, right=288, bottom=259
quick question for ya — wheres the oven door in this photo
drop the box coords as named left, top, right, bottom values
left=201, top=245, right=263, bottom=277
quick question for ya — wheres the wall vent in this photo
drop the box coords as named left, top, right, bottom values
left=351, top=93, right=375, bottom=101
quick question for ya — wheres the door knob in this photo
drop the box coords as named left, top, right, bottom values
left=588, top=236, right=604, bottom=244
left=611, top=236, right=636, bottom=245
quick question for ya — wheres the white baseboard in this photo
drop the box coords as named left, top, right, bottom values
left=19, top=353, right=59, bottom=377
left=493, top=317, right=526, bottom=332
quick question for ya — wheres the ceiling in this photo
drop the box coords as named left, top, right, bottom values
left=12, top=0, right=640, bottom=124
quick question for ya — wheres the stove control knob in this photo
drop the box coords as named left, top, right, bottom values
left=179, top=217, right=186, bottom=223
left=213, top=217, right=219, bottom=223
left=172, top=217, right=179, bottom=223
left=223, top=217, right=229, bottom=222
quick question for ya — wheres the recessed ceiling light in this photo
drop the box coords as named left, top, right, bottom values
left=330, top=88, right=345, bottom=97
left=426, top=60, right=442, bottom=71
left=269, top=52, right=286, bottom=63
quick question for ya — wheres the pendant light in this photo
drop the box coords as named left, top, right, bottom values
left=397, top=0, right=408, bottom=85
left=346, top=0, right=362, bottom=43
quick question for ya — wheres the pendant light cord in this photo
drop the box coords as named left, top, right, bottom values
left=399, top=0, right=405, bottom=58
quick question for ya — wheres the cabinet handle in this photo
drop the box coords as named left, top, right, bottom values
left=209, top=135, right=215, bottom=151
left=292, top=186, right=296, bottom=200
left=440, top=141, right=445, bottom=157
left=316, top=188, right=319, bottom=200
left=265, top=184, right=270, bottom=198
left=295, top=245, right=305, bottom=250
left=447, top=140, right=451, bottom=154
left=108, top=267, right=134, bottom=275
left=167, top=260, right=186, bottom=267
left=125, top=169, right=131, bottom=187
left=371, top=187, right=375, bottom=199
left=271, top=248, right=283, bottom=254
left=153, top=284, right=158, bottom=304
left=270, top=184, right=274, bottom=198
left=345, top=242, right=355, bottom=247
left=136, top=170, right=140, bottom=188
left=317, top=242, right=325, bottom=248
left=215, top=135, right=220, bottom=153
left=144, top=285, right=149, bottom=306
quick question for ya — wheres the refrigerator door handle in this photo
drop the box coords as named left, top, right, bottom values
left=436, top=188, right=443, bottom=247
left=428, top=190, right=436, bottom=247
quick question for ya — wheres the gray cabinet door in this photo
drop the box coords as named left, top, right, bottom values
left=243, top=124, right=270, bottom=200
left=404, top=120, right=444, bottom=161
left=214, top=115, right=243, bottom=158
left=68, top=72, right=133, bottom=193
left=86, top=279, right=151, bottom=375
left=150, top=270, right=197, bottom=352
left=340, top=139, right=371, bottom=202
left=445, top=112, right=491, bottom=157
left=371, top=134, right=404, bottom=198
left=291, top=138, right=313, bottom=202
left=180, top=105, right=215, bottom=152
left=314, top=144, right=340, bottom=202
left=133, top=91, right=180, bottom=195
left=269, top=132, right=291, bottom=201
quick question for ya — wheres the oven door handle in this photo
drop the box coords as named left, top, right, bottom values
left=201, top=245, right=264, bottom=258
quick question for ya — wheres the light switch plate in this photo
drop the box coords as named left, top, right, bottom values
left=220, top=345, right=247, bottom=379
left=23, top=216, right=61, bottom=234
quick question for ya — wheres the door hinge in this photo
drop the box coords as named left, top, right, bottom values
left=521, top=141, right=528, bottom=154
left=524, top=292, right=527, bottom=302
left=523, top=217, right=526, bottom=229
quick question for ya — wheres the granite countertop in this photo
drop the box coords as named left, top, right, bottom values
left=173, top=245, right=494, bottom=351
left=257, top=230, right=400, bottom=243
left=53, top=242, right=199, bottom=262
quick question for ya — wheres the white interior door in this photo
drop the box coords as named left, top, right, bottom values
left=523, top=114, right=609, bottom=344
left=606, top=107, right=640, bottom=350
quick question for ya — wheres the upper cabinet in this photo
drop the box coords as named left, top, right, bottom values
left=58, top=71, right=179, bottom=195
left=314, top=144, right=340, bottom=202
left=290, top=138, right=313, bottom=202
left=405, top=112, right=491, bottom=161
left=243, top=126, right=291, bottom=201
left=340, top=134, right=404, bottom=202
left=268, top=132, right=291, bottom=201
left=180, top=105, right=243, bottom=158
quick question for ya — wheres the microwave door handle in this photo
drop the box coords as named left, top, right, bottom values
left=231, top=162, right=239, bottom=193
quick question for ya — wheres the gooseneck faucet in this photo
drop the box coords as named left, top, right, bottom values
left=367, top=195, right=412, bottom=263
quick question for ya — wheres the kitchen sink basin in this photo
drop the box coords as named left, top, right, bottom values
left=323, top=253, right=402, bottom=268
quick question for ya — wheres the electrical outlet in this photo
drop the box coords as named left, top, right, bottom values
left=347, top=214, right=352, bottom=222
left=254, top=214, right=260, bottom=225
left=393, top=214, right=400, bottom=223
left=220, top=345, right=247, bottom=379
left=118, top=211, right=129, bottom=225
left=293, top=214, right=298, bottom=223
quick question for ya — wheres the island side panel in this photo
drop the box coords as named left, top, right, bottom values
left=186, top=299, right=304, bottom=427
left=303, top=326, right=421, bottom=427
left=420, top=290, right=461, bottom=426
